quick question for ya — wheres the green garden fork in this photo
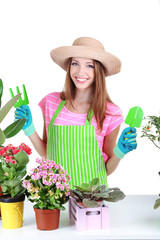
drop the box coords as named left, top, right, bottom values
left=9, top=84, right=29, bottom=108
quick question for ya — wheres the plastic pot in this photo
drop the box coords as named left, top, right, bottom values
left=34, top=208, right=60, bottom=230
left=0, top=194, right=25, bottom=229
left=0, top=185, right=3, bottom=218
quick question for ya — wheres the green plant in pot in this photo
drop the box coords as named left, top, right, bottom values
left=141, top=115, right=160, bottom=149
left=22, top=157, right=71, bottom=230
left=0, top=143, right=32, bottom=228
left=0, top=79, right=26, bottom=146
left=0, top=78, right=29, bottom=228
left=0, top=78, right=26, bottom=196
left=0, top=143, right=32, bottom=197
left=70, top=177, right=125, bottom=208
left=141, top=115, right=160, bottom=209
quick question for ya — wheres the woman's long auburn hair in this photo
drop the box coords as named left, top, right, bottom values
left=60, top=58, right=114, bottom=131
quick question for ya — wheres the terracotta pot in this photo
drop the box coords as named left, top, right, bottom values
left=34, top=208, right=60, bottom=230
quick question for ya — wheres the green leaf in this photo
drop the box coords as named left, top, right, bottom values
left=11, top=189, right=16, bottom=198
left=0, top=175, right=8, bottom=183
left=3, top=118, right=26, bottom=138
left=37, top=179, right=43, bottom=188
left=70, top=189, right=84, bottom=201
left=13, top=184, right=25, bottom=196
left=2, top=166, right=11, bottom=173
left=92, top=192, right=109, bottom=198
left=81, top=183, right=90, bottom=189
left=74, top=185, right=86, bottom=191
left=57, top=205, right=65, bottom=211
left=104, top=190, right=125, bottom=202
left=37, top=202, right=46, bottom=209
left=49, top=205, right=57, bottom=210
left=16, top=171, right=27, bottom=180
left=90, top=185, right=99, bottom=192
left=0, top=93, right=21, bottom=123
left=4, top=179, right=21, bottom=187
left=0, top=128, right=6, bottom=145
left=14, top=167, right=26, bottom=178
left=10, top=166, right=16, bottom=172
left=14, top=151, right=29, bottom=167
left=1, top=185, right=8, bottom=192
left=89, top=178, right=100, bottom=186
left=39, top=190, right=46, bottom=199
left=154, top=198, right=160, bottom=209
left=94, top=185, right=107, bottom=192
left=52, top=201, right=63, bottom=210
left=0, top=79, right=3, bottom=108
left=83, top=199, right=99, bottom=208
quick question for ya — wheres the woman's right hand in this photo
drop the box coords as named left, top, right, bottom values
left=15, top=105, right=35, bottom=136
left=113, top=127, right=137, bottom=159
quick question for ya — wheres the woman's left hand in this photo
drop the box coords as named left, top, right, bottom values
left=114, top=127, right=137, bottom=159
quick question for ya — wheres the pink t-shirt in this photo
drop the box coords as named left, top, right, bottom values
left=38, top=92, right=123, bottom=162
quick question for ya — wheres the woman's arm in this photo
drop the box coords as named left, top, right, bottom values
left=28, top=115, right=47, bottom=158
left=103, top=125, right=121, bottom=176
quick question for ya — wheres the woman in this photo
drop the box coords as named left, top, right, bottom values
left=15, top=37, right=137, bottom=187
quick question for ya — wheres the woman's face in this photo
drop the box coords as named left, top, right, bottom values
left=70, top=57, right=95, bottom=90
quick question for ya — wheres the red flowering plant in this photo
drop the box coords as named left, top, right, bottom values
left=0, top=143, right=32, bottom=198
left=22, top=157, right=71, bottom=210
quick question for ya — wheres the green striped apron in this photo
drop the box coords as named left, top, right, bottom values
left=47, top=100, right=108, bottom=188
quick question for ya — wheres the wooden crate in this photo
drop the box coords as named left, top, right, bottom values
left=69, top=197, right=109, bottom=231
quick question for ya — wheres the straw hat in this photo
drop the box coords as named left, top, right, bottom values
left=50, top=37, right=121, bottom=77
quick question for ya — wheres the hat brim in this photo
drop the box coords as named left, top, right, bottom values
left=50, top=46, right=121, bottom=77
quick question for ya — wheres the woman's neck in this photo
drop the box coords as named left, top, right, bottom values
left=74, top=88, right=92, bottom=104
left=66, top=88, right=92, bottom=114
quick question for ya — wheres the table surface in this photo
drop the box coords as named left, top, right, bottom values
left=1, top=195, right=160, bottom=240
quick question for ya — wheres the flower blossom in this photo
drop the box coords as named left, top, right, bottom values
left=22, top=157, right=71, bottom=208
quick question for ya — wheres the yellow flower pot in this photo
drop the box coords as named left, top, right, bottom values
left=0, top=202, right=1, bottom=218
left=0, top=185, right=3, bottom=218
left=0, top=194, right=25, bottom=229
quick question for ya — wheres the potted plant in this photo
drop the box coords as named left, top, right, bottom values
left=0, top=79, right=26, bottom=146
left=69, top=178, right=125, bottom=231
left=0, top=78, right=26, bottom=220
left=22, top=157, right=71, bottom=230
left=0, top=143, right=32, bottom=229
left=141, top=115, right=160, bottom=209
left=141, top=115, right=160, bottom=149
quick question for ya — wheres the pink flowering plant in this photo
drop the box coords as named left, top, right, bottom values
left=22, top=157, right=71, bottom=210
left=0, top=143, right=32, bottom=198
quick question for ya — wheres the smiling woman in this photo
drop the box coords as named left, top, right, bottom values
left=14, top=37, right=137, bottom=189
left=0, top=0, right=160, bottom=195
left=70, top=57, right=95, bottom=91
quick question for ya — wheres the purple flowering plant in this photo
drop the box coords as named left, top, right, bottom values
left=22, top=157, right=71, bottom=210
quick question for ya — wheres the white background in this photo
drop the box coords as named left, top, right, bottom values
left=0, top=0, right=160, bottom=194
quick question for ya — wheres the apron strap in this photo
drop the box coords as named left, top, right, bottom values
left=49, top=100, right=66, bottom=125
left=49, top=100, right=94, bottom=126
left=85, top=109, right=94, bottom=125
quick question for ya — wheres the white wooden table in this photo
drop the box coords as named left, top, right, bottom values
left=1, top=195, right=160, bottom=239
